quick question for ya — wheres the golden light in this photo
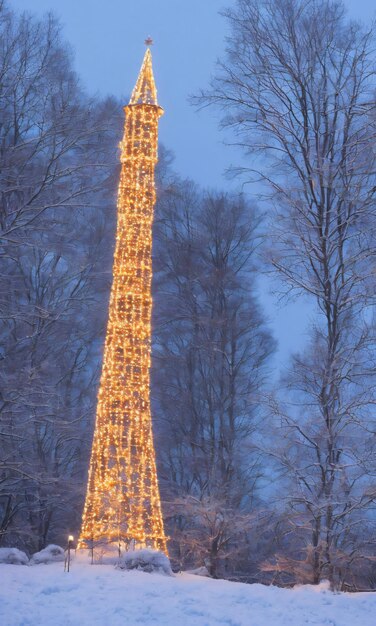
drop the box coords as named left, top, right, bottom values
left=78, top=48, right=167, bottom=554
left=68, top=535, right=74, bottom=542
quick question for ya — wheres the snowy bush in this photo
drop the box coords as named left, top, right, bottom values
left=0, top=547, right=29, bottom=565
left=30, top=544, right=65, bottom=565
left=116, top=549, right=172, bottom=575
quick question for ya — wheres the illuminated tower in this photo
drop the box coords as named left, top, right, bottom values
left=78, top=47, right=167, bottom=554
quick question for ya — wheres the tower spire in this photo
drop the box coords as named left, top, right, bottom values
left=129, top=48, right=158, bottom=106
left=78, top=49, right=167, bottom=554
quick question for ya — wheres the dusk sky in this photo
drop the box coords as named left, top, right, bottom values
left=11, top=0, right=376, bottom=370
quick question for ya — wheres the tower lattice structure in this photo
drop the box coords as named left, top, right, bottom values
left=78, top=48, right=167, bottom=553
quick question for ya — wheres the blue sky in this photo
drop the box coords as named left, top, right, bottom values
left=10, top=0, right=376, bottom=370
left=11, top=0, right=375, bottom=189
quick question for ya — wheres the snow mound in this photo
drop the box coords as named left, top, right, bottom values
left=116, top=549, right=172, bottom=575
left=294, top=579, right=332, bottom=592
left=185, top=565, right=210, bottom=577
left=0, top=547, right=29, bottom=565
left=30, top=544, right=65, bottom=565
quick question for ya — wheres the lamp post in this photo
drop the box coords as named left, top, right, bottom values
left=67, top=535, right=74, bottom=572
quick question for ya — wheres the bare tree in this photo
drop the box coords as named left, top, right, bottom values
left=199, top=0, right=376, bottom=587
left=153, top=181, right=275, bottom=577
left=0, top=1, right=123, bottom=551
left=0, top=3, right=113, bottom=243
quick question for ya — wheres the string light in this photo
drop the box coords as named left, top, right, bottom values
left=78, top=48, right=167, bottom=554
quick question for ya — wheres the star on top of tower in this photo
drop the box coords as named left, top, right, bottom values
left=129, top=46, right=158, bottom=107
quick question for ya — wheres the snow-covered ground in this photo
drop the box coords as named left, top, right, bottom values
left=1, top=560, right=375, bottom=626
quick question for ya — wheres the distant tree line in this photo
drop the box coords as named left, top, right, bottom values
left=0, top=0, right=375, bottom=591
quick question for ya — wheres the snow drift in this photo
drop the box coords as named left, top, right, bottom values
left=1, top=560, right=376, bottom=626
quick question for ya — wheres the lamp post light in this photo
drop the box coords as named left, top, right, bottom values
left=67, top=535, right=74, bottom=572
